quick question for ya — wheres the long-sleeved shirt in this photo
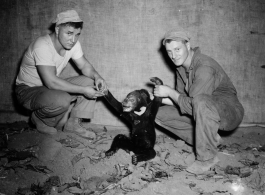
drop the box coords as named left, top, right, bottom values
left=177, top=47, right=243, bottom=118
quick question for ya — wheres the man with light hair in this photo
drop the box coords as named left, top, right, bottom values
left=154, top=29, right=244, bottom=174
left=15, top=10, right=107, bottom=138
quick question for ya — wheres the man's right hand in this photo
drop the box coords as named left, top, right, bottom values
left=83, top=86, right=105, bottom=99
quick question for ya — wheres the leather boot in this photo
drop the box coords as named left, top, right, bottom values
left=64, top=117, right=96, bottom=139
left=31, top=112, right=57, bottom=135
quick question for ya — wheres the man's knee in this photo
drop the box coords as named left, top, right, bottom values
left=38, top=89, right=72, bottom=109
left=192, top=94, right=221, bottom=125
left=79, top=76, right=94, bottom=86
left=192, top=94, right=216, bottom=112
left=192, top=94, right=211, bottom=106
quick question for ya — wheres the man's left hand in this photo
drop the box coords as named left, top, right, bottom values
left=95, top=78, right=108, bottom=94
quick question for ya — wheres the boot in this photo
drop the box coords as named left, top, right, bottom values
left=186, top=156, right=220, bottom=174
left=31, top=112, right=57, bottom=135
left=64, top=117, right=96, bottom=139
left=55, top=103, right=74, bottom=131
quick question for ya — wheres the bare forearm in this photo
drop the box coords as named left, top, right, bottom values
left=162, top=98, right=174, bottom=105
left=74, top=56, right=107, bottom=93
left=81, top=67, right=100, bottom=79
left=168, top=89, right=180, bottom=105
left=81, top=66, right=106, bottom=92
left=73, top=56, right=103, bottom=81
left=48, top=77, right=85, bottom=94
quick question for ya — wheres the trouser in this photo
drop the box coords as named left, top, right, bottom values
left=155, top=94, right=244, bottom=161
left=15, top=76, right=96, bottom=127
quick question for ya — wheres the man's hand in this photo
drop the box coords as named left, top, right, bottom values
left=96, top=77, right=108, bottom=95
left=154, top=85, right=172, bottom=97
left=83, top=86, right=105, bottom=99
left=154, top=85, right=180, bottom=104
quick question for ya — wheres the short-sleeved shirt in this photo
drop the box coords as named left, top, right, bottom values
left=16, top=34, right=83, bottom=87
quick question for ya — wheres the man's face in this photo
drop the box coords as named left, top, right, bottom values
left=57, top=25, right=81, bottom=50
left=165, top=40, right=190, bottom=66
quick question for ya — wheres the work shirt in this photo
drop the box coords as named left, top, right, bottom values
left=16, top=34, right=83, bottom=87
left=177, top=47, right=242, bottom=117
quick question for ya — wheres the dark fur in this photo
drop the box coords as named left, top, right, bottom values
left=104, top=77, right=163, bottom=165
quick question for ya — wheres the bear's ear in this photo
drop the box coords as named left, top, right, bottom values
left=139, top=89, right=151, bottom=104
left=134, top=106, right=146, bottom=116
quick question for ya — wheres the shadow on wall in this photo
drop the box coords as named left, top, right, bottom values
left=158, top=39, right=176, bottom=72
left=157, top=39, right=181, bottom=93
left=11, top=23, right=55, bottom=119
left=9, top=23, right=59, bottom=119
left=48, top=23, right=55, bottom=33
left=11, top=48, right=31, bottom=118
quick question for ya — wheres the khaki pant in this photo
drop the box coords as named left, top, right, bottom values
left=155, top=94, right=244, bottom=161
left=15, top=76, right=96, bottom=127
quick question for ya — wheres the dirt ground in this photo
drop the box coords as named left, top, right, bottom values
left=0, top=121, right=265, bottom=195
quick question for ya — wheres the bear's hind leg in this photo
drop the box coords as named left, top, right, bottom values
left=132, top=148, right=156, bottom=165
left=105, top=134, right=133, bottom=157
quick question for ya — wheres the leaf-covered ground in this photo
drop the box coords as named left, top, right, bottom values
left=0, top=121, right=265, bottom=195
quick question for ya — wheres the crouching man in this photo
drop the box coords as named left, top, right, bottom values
left=154, top=29, right=244, bottom=174
left=15, top=10, right=106, bottom=138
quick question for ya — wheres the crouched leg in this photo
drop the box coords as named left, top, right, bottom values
left=155, top=105, right=194, bottom=145
left=15, top=84, right=73, bottom=134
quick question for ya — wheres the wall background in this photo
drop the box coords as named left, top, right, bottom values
left=1, top=0, right=265, bottom=126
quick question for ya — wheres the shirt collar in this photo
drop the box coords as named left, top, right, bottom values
left=188, top=47, right=201, bottom=71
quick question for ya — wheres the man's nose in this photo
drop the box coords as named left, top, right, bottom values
left=172, top=51, right=176, bottom=59
left=71, top=36, right=77, bottom=43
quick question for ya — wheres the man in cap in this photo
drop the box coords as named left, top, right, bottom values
left=153, top=29, right=244, bottom=174
left=15, top=10, right=107, bottom=138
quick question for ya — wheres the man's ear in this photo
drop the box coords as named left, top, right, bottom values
left=186, top=41, right=191, bottom=51
left=134, top=106, right=146, bottom=116
left=55, top=26, right=59, bottom=36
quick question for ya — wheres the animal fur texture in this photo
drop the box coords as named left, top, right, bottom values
left=103, top=77, right=163, bottom=165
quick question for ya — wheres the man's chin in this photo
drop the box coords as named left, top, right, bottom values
left=64, top=47, right=72, bottom=50
left=173, top=61, right=182, bottom=66
left=63, top=45, right=74, bottom=50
